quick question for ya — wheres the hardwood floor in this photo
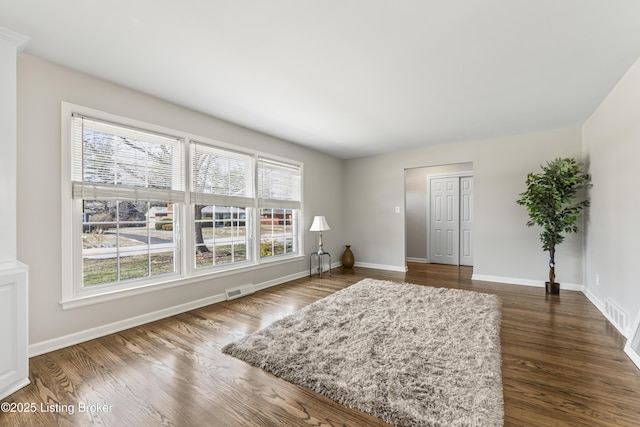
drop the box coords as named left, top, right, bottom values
left=2, top=263, right=640, bottom=426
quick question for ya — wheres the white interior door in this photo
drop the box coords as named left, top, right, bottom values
left=459, top=176, right=473, bottom=266
left=430, top=177, right=460, bottom=265
left=428, top=174, right=473, bottom=266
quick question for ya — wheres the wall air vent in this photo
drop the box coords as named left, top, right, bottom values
left=225, top=284, right=255, bottom=301
left=605, top=298, right=627, bottom=334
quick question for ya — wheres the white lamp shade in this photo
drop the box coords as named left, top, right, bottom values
left=309, top=215, right=331, bottom=231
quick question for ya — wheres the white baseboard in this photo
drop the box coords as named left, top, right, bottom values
left=583, top=288, right=605, bottom=319
left=29, top=270, right=310, bottom=357
left=33, top=265, right=622, bottom=363
left=406, top=257, right=428, bottom=263
left=307, top=261, right=344, bottom=277
left=471, top=274, right=632, bottom=339
left=254, top=270, right=309, bottom=291
left=471, top=273, right=584, bottom=292
left=353, top=261, right=408, bottom=273
left=583, top=288, right=630, bottom=338
left=0, top=378, right=30, bottom=401
left=30, top=293, right=225, bottom=357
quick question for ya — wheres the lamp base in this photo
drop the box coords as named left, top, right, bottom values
left=317, top=232, right=325, bottom=255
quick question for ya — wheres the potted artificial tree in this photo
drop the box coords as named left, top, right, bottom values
left=516, top=158, right=590, bottom=294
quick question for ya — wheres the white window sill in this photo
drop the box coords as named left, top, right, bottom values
left=60, top=254, right=304, bottom=310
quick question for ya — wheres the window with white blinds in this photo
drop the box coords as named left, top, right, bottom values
left=190, top=142, right=253, bottom=207
left=70, top=114, right=185, bottom=291
left=257, top=158, right=301, bottom=259
left=191, top=142, right=254, bottom=269
left=71, top=115, right=185, bottom=202
left=63, top=104, right=303, bottom=305
left=257, top=157, right=302, bottom=209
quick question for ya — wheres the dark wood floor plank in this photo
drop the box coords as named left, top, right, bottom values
left=2, top=263, right=640, bottom=426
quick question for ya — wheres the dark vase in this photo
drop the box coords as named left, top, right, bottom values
left=341, top=245, right=354, bottom=268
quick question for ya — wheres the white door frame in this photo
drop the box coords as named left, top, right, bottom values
left=426, top=171, right=474, bottom=265
left=459, top=176, right=474, bottom=266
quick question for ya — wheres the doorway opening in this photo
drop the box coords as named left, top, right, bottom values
left=405, top=163, right=473, bottom=266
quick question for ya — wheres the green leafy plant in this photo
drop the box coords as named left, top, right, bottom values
left=516, top=158, right=590, bottom=291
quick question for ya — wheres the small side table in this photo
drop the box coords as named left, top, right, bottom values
left=309, top=251, right=331, bottom=278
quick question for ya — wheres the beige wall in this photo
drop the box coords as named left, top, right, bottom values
left=583, top=55, right=640, bottom=334
left=344, top=127, right=584, bottom=283
left=17, top=54, right=344, bottom=348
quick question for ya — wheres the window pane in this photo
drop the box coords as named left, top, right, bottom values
left=83, top=256, right=118, bottom=286
left=259, top=208, right=298, bottom=259
left=215, top=244, right=232, bottom=264
left=117, top=201, right=147, bottom=222
left=195, top=205, right=250, bottom=269
left=273, top=238, right=285, bottom=255
left=82, top=200, right=177, bottom=287
left=195, top=247, right=213, bottom=268
left=258, top=159, right=301, bottom=202
left=82, top=125, right=179, bottom=191
left=120, top=253, right=149, bottom=280
left=234, top=244, right=247, bottom=262
left=260, top=239, right=273, bottom=258
left=150, top=251, right=175, bottom=275
left=192, top=143, right=252, bottom=197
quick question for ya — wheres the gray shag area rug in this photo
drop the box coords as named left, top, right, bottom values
left=222, top=278, right=503, bottom=426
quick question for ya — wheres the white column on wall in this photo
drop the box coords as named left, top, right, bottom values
left=0, top=27, right=28, bottom=268
left=0, top=26, right=30, bottom=400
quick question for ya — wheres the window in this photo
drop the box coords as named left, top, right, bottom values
left=258, top=158, right=301, bottom=259
left=71, top=115, right=184, bottom=293
left=62, top=104, right=303, bottom=307
left=191, top=142, right=253, bottom=269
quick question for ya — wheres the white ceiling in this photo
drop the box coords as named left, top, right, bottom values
left=2, top=1, right=640, bottom=159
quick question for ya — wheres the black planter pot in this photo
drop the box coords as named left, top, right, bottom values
left=545, top=281, right=560, bottom=294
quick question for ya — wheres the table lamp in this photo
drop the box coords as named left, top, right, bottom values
left=309, top=216, right=330, bottom=254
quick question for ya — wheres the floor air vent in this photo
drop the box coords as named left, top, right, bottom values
left=225, top=284, right=255, bottom=301
left=605, top=299, right=627, bottom=334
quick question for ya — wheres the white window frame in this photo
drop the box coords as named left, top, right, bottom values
left=61, top=103, right=304, bottom=309
left=190, top=140, right=256, bottom=271
left=257, top=157, right=303, bottom=261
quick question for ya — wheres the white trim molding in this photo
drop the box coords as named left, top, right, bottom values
left=625, top=312, right=640, bottom=370
left=353, top=261, right=408, bottom=273
left=0, top=26, right=29, bottom=51
left=471, top=273, right=584, bottom=292
left=32, top=292, right=225, bottom=357
left=0, top=26, right=28, bottom=270
left=31, top=269, right=310, bottom=357
left=0, top=26, right=29, bottom=400
left=0, top=263, right=29, bottom=400
left=473, top=272, right=640, bottom=370
left=583, top=288, right=628, bottom=338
